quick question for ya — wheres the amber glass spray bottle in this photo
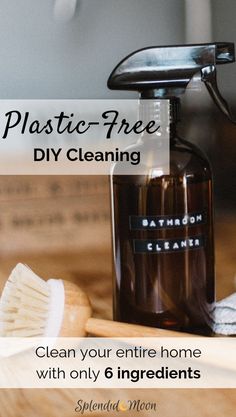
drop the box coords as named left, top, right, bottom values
left=108, top=43, right=236, bottom=335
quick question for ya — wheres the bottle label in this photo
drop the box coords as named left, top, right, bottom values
left=133, top=236, right=205, bottom=253
left=130, top=211, right=206, bottom=230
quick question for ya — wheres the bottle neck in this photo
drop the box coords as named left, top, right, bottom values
left=139, top=97, right=180, bottom=138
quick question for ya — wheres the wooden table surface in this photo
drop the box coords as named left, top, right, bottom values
left=0, top=213, right=235, bottom=417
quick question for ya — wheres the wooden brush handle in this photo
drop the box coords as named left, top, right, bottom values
left=85, top=318, right=236, bottom=373
left=62, top=280, right=194, bottom=338
left=85, top=318, right=194, bottom=338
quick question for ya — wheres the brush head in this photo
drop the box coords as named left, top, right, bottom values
left=0, top=264, right=92, bottom=337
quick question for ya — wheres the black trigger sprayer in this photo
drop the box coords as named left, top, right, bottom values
left=107, top=43, right=236, bottom=335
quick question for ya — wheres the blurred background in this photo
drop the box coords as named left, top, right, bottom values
left=0, top=2, right=235, bottom=417
left=0, top=0, right=233, bottom=99
left=0, top=0, right=235, bottom=206
left=0, top=0, right=234, bottom=101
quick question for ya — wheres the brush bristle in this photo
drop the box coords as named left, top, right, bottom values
left=0, top=264, right=50, bottom=337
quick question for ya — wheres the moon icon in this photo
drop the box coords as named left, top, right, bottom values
left=119, top=401, right=128, bottom=412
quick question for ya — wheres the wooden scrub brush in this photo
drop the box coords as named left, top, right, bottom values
left=0, top=263, right=188, bottom=338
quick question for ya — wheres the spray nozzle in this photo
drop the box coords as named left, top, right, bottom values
left=108, top=43, right=236, bottom=123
